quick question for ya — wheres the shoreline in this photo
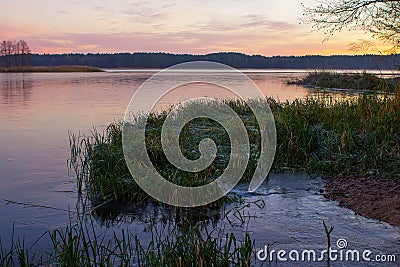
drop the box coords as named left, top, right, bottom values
left=0, top=65, right=104, bottom=73
left=324, top=175, right=400, bottom=227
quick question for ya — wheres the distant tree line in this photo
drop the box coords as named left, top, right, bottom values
left=0, top=40, right=31, bottom=68
left=1, top=51, right=400, bottom=70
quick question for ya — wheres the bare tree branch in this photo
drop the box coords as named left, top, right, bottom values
left=302, top=0, right=400, bottom=52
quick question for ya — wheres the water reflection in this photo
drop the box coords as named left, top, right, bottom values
left=1, top=74, right=33, bottom=105
left=89, top=201, right=223, bottom=229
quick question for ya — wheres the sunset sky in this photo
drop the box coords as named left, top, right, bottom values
left=0, top=0, right=390, bottom=56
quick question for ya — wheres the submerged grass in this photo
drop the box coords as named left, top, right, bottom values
left=69, top=90, right=400, bottom=208
left=288, top=71, right=400, bottom=92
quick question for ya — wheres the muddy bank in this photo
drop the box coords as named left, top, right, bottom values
left=324, top=175, right=400, bottom=227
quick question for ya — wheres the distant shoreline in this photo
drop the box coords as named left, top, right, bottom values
left=5, top=52, right=399, bottom=69
left=0, top=65, right=104, bottom=73
left=1, top=65, right=399, bottom=75
left=103, top=68, right=400, bottom=75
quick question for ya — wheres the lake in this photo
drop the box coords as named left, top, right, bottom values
left=0, top=70, right=399, bottom=265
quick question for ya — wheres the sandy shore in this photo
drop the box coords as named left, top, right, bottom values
left=324, top=175, right=400, bottom=227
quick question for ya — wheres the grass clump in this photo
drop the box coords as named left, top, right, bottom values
left=288, top=71, right=399, bottom=92
left=69, top=100, right=263, bottom=207
left=0, top=65, right=104, bottom=73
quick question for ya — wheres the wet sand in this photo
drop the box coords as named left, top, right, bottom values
left=324, top=175, right=400, bottom=227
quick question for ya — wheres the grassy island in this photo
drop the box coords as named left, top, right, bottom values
left=288, top=71, right=400, bottom=92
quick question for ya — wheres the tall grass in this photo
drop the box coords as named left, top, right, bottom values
left=0, top=226, right=33, bottom=267
left=69, top=90, right=400, bottom=209
left=271, top=92, right=400, bottom=176
left=69, top=108, right=253, bottom=209
left=0, top=213, right=256, bottom=266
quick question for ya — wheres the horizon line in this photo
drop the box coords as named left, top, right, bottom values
left=30, top=51, right=400, bottom=57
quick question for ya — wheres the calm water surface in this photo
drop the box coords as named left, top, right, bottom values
left=0, top=70, right=398, bottom=265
